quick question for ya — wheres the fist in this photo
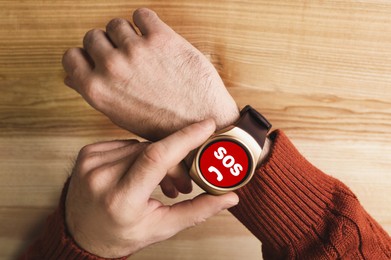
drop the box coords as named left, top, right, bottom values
left=62, top=8, right=239, bottom=141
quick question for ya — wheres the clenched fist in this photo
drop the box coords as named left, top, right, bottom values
left=62, top=8, right=239, bottom=141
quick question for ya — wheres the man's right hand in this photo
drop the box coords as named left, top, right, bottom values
left=62, top=8, right=239, bottom=141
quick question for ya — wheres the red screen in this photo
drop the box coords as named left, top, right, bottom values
left=199, top=140, right=250, bottom=188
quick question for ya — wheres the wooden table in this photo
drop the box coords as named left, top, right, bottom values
left=1, top=1, right=391, bottom=259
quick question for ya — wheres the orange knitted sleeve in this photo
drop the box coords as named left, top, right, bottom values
left=20, top=130, right=391, bottom=259
left=229, top=130, right=391, bottom=259
left=19, top=179, right=128, bottom=260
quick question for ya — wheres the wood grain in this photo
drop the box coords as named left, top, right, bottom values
left=1, top=0, right=391, bottom=259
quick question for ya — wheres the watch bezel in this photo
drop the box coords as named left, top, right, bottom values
left=190, top=127, right=262, bottom=195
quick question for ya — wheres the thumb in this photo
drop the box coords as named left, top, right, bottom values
left=161, top=192, right=239, bottom=236
left=123, top=119, right=216, bottom=200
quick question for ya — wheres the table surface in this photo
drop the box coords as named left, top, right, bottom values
left=1, top=1, right=391, bottom=259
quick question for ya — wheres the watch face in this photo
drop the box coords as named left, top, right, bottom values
left=198, top=139, right=252, bottom=188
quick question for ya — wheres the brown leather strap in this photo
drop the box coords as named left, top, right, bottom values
left=235, top=105, right=272, bottom=148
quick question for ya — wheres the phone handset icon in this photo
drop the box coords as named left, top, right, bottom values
left=208, top=166, right=223, bottom=182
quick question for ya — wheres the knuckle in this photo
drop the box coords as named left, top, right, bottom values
left=100, top=52, right=120, bottom=74
left=62, top=49, right=98, bottom=100
left=84, top=169, right=102, bottom=192
left=183, top=204, right=208, bottom=227
left=62, top=48, right=82, bottom=74
left=192, top=215, right=207, bottom=226
left=85, top=28, right=101, bottom=38
left=82, top=78, right=102, bottom=105
left=84, top=164, right=113, bottom=193
left=76, top=158, right=91, bottom=174
left=76, top=148, right=95, bottom=172
left=106, top=18, right=127, bottom=32
left=134, top=7, right=156, bottom=20
left=83, top=29, right=102, bottom=48
left=78, top=144, right=94, bottom=158
left=142, top=143, right=166, bottom=166
left=62, top=48, right=76, bottom=64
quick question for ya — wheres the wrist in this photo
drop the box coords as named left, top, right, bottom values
left=185, top=136, right=272, bottom=170
left=213, top=105, right=240, bottom=132
left=184, top=108, right=272, bottom=175
left=184, top=105, right=240, bottom=167
left=259, top=136, right=272, bottom=164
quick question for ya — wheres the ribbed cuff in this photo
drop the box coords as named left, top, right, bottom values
left=21, top=178, right=128, bottom=260
left=229, top=130, right=356, bottom=258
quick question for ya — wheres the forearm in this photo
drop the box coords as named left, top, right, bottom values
left=229, top=130, right=391, bottom=259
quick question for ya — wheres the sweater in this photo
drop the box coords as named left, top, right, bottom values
left=20, top=130, right=391, bottom=259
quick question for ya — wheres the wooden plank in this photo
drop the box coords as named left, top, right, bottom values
left=1, top=1, right=390, bottom=259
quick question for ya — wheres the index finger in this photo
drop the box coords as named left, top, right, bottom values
left=122, top=119, right=215, bottom=199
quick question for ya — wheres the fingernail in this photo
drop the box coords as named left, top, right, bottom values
left=224, top=194, right=239, bottom=209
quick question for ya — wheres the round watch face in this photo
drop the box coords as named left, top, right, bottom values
left=198, top=139, right=252, bottom=188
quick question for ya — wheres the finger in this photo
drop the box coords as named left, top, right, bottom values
left=106, top=18, right=139, bottom=48
left=62, top=48, right=93, bottom=90
left=167, top=162, right=192, bottom=194
left=77, top=140, right=139, bottom=172
left=160, top=192, right=239, bottom=237
left=83, top=153, right=141, bottom=190
left=125, top=119, right=215, bottom=198
left=83, top=29, right=115, bottom=63
left=79, top=141, right=147, bottom=174
left=160, top=176, right=178, bottom=198
left=80, top=139, right=139, bottom=155
left=160, top=162, right=192, bottom=198
left=75, top=140, right=140, bottom=175
left=132, top=8, right=170, bottom=36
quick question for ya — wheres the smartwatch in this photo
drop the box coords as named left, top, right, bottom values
left=190, top=105, right=272, bottom=195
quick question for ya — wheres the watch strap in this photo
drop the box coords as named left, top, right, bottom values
left=235, top=105, right=272, bottom=148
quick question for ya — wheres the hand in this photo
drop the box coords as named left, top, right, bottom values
left=65, top=119, right=239, bottom=258
left=62, top=8, right=239, bottom=141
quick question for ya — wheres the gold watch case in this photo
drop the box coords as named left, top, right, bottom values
left=190, top=126, right=263, bottom=195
